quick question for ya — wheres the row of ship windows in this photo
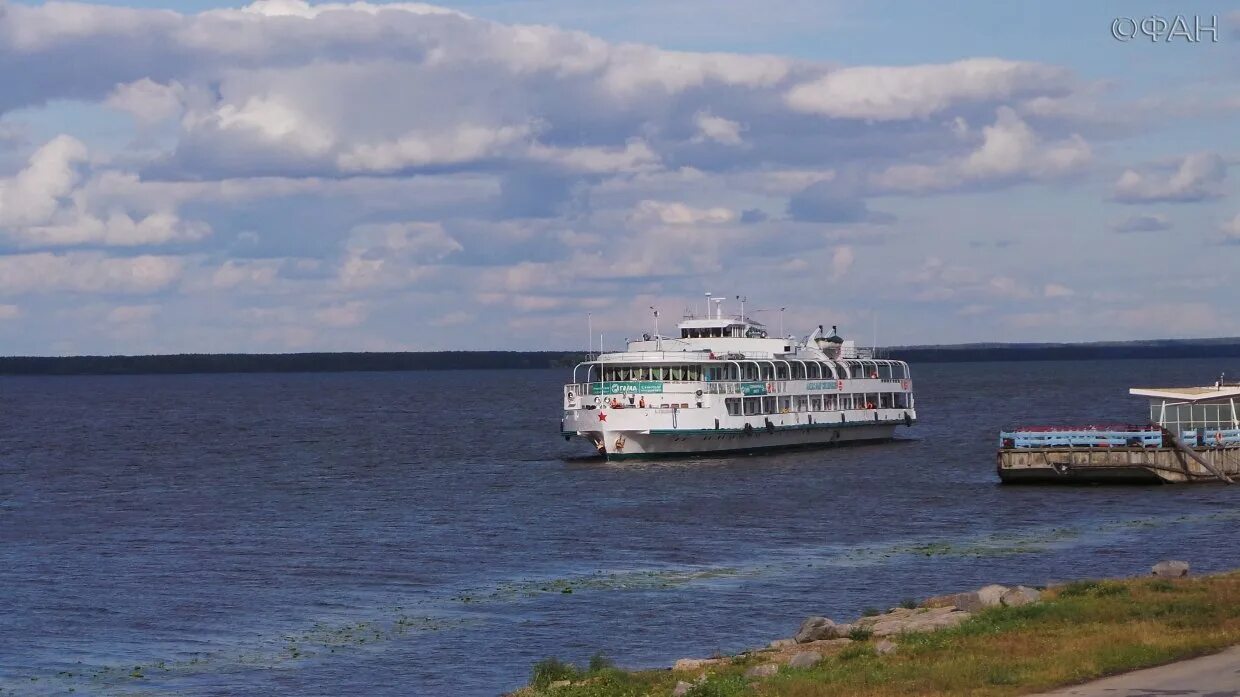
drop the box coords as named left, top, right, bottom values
left=724, top=393, right=912, bottom=415
left=594, top=360, right=910, bottom=382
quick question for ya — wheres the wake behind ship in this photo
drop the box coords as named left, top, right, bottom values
left=561, top=301, right=916, bottom=459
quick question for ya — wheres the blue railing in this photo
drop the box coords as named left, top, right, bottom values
left=1000, top=426, right=1240, bottom=449
left=1180, top=428, right=1240, bottom=447
left=999, top=429, right=1162, bottom=449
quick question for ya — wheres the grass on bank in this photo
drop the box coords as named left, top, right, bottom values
left=519, top=571, right=1240, bottom=697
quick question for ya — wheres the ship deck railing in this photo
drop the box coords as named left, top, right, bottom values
left=999, top=425, right=1240, bottom=449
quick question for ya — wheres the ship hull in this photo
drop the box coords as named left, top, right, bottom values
left=567, top=421, right=903, bottom=460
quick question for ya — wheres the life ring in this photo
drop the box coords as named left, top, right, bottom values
left=567, top=392, right=574, bottom=400
left=594, top=397, right=601, bottom=404
left=695, top=389, right=703, bottom=397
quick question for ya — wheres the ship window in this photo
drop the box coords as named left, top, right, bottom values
left=810, top=395, right=823, bottom=411
left=795, top=396, right=808, bottom=412
left=776, top=363, right=789, bottom=380
left=760, top=364, right=774, bottom=380
left=762, top=396, right=777, bottom=413
left=878, top=364, right=892, bottom=380
left=726, top=398, right=741, bottom=415
left=825, top=394, right=838, bottom=411
left=743, top=397, right=761, bottom=415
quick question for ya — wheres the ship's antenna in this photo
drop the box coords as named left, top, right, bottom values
left=872, top=311, right=878, bottom=358
left=650, top=306, right=660, bottom=349
left=587, top=312, right=593, bottom=359
left=780, top=307, right=786, bottom=339
left=705, top=291, right=712, bottom=319
left=736, top=295, right=746, bottom=322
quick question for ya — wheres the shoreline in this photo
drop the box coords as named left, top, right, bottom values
left=513, top=561, right=1240, bottom=696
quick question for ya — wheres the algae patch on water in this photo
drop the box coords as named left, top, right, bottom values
left=451, top=566, right=748, bottom=604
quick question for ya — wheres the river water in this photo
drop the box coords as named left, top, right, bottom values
left=1, top=358, right=1238, bottom=695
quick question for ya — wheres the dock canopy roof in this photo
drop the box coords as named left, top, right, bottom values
left=1130, top=386, right=1240, bottom=402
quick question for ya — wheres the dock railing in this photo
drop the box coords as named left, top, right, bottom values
left=999, top=425, right=1163, bottom=449
left=1000, top=424, right=1240, bottom=449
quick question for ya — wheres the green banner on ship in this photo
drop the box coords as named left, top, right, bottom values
left=590, top=381, right=665, bottom=395
left=740, top=382, right=767, bottom=396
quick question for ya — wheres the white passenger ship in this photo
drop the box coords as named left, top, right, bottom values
left=561, top=302, right=916, bottom=459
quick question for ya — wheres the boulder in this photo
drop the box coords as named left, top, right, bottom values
left=744, top=663, right=779, bottom=679
left=768, top=638, right=796, bottom=650
left=787, top=651, right=822, bottom=669
left=794, top=616, right=844, bottom=643
left=856, top=606, right=972, bottom=636
left=875, top=639, right=897, bottom=656
left=1152, top=560, right=1190, bottom=578
left=925, top=584, right=1009, bottom=612
left=672, top=681, right=692, bottom=696
left=1000, top=586, right=1041, bottom=607
left=673, top=658, right=717, bottom=671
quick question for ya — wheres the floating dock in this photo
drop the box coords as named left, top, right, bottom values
left=998, top=385, right=1240, bottom=484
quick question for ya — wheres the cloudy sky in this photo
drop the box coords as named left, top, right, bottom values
left=1, top=1, right=1238, bottom=355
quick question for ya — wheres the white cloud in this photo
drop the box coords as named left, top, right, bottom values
left=338, top=124, right=533, bottom=174
left=629, top=200, right=735, bottom=225
left=1113, top=152, right=1227, bottom=203
left=0, top=304, right=21, bottom=320
left=830, top=245, right=853, bottom=280
left=23, top=212, right=211, bottom=247
left=209, top=260, right=281, bottom=290
left=0, top=253, right=183, bottom=295
left=872, top=108, right=1090, bottom=193
left=0, top=136, right=211, bottom=247
left=339, top=222, right=462, bottom=289
left=1043, top=283, right=1074, bottom=298
left=314, top=300, right=369, bottom=327
left=785, top=59, right=1072, bottom=121
left=1110, top=213, right=1172, bottom=233
left=105, top=79, right=185, bottom=124
left=0, top=135, right=88, bottom=228
left=692, top=111, right=744, bottom=146
left=241, top=0, right=467, bottom=19
left=1221, top=213, right=1240, bottom=243
left=526, top=139, right=660, bottom=174
left=107, top=304, right=158, bottom=323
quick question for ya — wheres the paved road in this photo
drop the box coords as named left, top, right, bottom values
left=1031, top=646, right=1240, bottom=696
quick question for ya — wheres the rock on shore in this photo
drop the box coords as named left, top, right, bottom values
left=1152, top=560, right=1190, bottom=578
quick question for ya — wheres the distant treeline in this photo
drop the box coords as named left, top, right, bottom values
left=890, top=338, right=1240, bottom=364
left=0, top=351, right=587, bottom=376
left=2, top=339, right=1240, bottom=375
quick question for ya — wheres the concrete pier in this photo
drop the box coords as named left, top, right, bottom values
left=997, top=445, right=1240, bottom=483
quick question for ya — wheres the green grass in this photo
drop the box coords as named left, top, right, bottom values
left=515, top=571, right=1240, bottom=697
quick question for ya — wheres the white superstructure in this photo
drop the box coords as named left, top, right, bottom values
left=561, top=304, right=916, bottom=459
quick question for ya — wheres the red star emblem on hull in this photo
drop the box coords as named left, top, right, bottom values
left=597, top=412, right=607, bottom=422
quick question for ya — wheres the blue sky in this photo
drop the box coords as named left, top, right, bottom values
left=0, top=1, right=1238, bottom=354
